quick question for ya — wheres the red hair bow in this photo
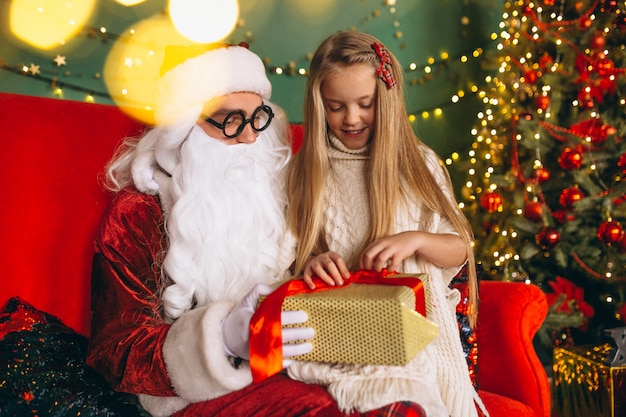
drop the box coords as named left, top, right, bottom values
left=373, top=42, right=397, bottom=89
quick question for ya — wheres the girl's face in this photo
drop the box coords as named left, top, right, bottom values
left=321, top=63, right=377, bottom=150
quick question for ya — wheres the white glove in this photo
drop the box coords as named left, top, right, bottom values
left=281, top=310, right=314, bottom=368
left=222, top=283, right=314, bottom=365
left=222, top=283, right=272, bottom=360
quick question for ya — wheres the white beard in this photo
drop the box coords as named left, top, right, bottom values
left=158, top=125, right=290, bottom=320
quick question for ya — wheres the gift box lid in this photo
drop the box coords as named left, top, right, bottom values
left=555, top=344, right=626, bottom=369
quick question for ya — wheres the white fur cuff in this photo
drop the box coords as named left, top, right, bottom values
left=162, top=301, right=253, bottom=404
left=138, top=394, right=190, bottom=417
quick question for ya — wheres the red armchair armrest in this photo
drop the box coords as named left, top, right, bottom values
left=476, top=281, right=551, bottom=417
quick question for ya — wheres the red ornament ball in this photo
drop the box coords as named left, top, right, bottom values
left=597, top=221, right=625, bottom=245
left=579, top=17, right=593, bottom=30
left=589, top=34, right=606, bottom=51
left=559, top=187, right=585, bottom=208
left=480, top=191, right=503, bottom=213
left=534, top=95, right=551, bottom=111
left=523, top=70, right=539, bottom=84
left=534, top=167, right=551, bottom=183
left=524, top=202, right=545, bottom=222
left=559, top=147, right=583, bottom=170
left=536, top=226, right=561, bottom=248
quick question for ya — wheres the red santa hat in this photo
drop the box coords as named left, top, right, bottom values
left=155, top=42, right=271, bottom=126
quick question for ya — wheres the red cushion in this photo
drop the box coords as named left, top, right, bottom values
left=479, top=390, right=537, bottom=417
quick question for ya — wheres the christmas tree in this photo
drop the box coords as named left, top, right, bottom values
left=458, top=0, right=626, bottom=350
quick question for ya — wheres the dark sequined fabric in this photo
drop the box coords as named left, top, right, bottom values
left=450, top=264, right=481, bottom=389
left=0, top=297, right=150, bottom=417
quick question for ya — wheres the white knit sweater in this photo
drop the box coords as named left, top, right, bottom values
left=282, top=136, right=487, bottom=417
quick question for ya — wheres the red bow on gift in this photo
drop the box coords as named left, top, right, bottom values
left=248, top=269, right=425, bottom=383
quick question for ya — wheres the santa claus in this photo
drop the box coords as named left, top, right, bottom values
left=87, top=43, right=341, bottom=417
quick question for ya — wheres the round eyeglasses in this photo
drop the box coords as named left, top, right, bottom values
left=204, top=104, right=274, bottom=139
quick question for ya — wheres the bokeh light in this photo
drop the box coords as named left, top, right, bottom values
left=9, top=0, right=97, bottom=50
left=113, top=0, right=148, bottom=5
left=103, top=13, right=195, bottom=125
left=168, top=0, right=239, bottom=43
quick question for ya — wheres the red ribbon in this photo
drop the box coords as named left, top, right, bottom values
left=249, top=269, right=425, bottom=383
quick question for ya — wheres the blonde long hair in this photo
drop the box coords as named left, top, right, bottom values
left=285, top=30, right=478, bottom=325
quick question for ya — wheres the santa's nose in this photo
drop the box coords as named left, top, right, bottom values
left=237, top=123, right=257, bottom=144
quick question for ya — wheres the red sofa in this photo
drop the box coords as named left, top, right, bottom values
left=0, top=92, right=550, bottom=417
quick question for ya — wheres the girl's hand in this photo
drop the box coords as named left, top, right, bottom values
left=360, top=231, right=467, bottom=272
left=303, top=251, right=350, bottom=289
left=359, top=232, right=420, bottom=273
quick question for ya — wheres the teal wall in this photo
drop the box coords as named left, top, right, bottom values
left=0, top=0, right=504, bottom=163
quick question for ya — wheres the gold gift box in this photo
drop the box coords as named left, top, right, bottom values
left=553, top=344, right=626, bottom=417
left=282, top=277, right=438, bottom=366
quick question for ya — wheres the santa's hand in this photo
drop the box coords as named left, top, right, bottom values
left=281, top=310, right=314, bottom=368
left=222, top=283, right=273, bottom=360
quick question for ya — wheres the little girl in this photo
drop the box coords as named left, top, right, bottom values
left=280, top=31, right=487, bottom=417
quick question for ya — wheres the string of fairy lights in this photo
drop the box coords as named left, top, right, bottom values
left=0, top=0, right=497, bottom=122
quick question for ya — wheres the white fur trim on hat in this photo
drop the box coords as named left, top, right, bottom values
left=155, top=45, right=271, bottom=126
